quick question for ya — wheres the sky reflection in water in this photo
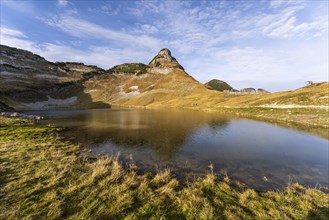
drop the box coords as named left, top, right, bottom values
left=27, top=109, right=329, bottom=190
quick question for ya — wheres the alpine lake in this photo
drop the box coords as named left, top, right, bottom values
left=25, top=108, right=328, bottom=191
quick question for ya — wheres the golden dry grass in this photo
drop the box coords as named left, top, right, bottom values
left=90, top=71, right=327, bottom=129
left=1, top=117, right=328, bottom=219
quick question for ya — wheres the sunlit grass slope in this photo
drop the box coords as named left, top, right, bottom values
left=86, top=67, right=328, bottom=108
left=86, top=71, right=327, bottom=129
left=1, top=116, right=328, bottom=219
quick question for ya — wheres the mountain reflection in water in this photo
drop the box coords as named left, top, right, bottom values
left=26, top=109, right=328, bottom=191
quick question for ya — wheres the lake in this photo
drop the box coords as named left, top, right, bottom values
left=25, top=108, right=329, bottom=191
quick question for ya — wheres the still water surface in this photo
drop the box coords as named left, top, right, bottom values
left=26, top=109, right=328, bottom=190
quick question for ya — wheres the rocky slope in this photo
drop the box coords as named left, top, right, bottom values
left=0, top=45, right=108, bottom=109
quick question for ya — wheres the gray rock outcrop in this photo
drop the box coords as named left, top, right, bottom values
left=257, top=88, right=270, bottom=94
left=147, top=48, right=184, bottom=74
left=240, top=88, right=257, bottom=94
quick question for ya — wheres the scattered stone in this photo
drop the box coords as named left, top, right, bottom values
left=262, top=176, right=269, bottom=182
left=0, top=112, right=44, bottom=120
left=226, top=88, right=271, bottom=95
left=240, top=88, right=257, bottom=94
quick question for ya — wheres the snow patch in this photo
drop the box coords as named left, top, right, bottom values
left=117, top=85, right=140, bottom=98
left=85, top=89, right=98, bottom=93
left=129, top=86, right=138, bottom=90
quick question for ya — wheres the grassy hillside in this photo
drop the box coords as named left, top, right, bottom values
left=205, top=79, right=233, bottom=91
left=1, top=116, right=328, bottom=219
left=83, top=68, right=206, bottom=105
left=1, top=45, right=328, bottom=129
left=143, top=82, right=329, bottom=107
left=87, top=77, right=327, bottom=108
left=109, top=63, right=147, bottom=75
left=108, top=81, right=329, bottom=129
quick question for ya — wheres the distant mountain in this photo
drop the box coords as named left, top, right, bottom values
left=256, top=88, right=270, bottom=94
left=204, top=80, right=270, bottom=94
left=205, top=79, right=233, bottom=91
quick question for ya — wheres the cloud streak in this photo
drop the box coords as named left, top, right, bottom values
left=57, top=0, right=68, bottom=8
left=1, top=0, right=328, bottom=91
left=44, top=15, right=162, bottom=50
left=0, top=27, right=153, bottom=69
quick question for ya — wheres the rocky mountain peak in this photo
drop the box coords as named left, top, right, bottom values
left=153, top=48, right=173, bottom=62
left=148, top=48, right=184, bottom=74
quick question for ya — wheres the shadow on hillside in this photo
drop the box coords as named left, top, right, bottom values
left=307, top=207, right=329, bottom=220
left=0, top=79, right=110, bottom=110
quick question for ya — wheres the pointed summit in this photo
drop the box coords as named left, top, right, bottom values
left=149, top=48, right=174, bottom=63
left=147, top=48, right=184, bottom=74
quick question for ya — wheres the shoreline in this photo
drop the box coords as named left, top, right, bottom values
left=0, top=116, right=328, bottom=219
left=111, top=104, right=329, bottom=137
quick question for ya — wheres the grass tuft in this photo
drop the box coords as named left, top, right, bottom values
left=0, top=116, right=328, bottom=219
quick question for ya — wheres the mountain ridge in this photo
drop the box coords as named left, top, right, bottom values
left=0, top=45, right=206, bottom=109
left=0, top=44, right=328, bottom=111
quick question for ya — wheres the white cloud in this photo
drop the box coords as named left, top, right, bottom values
left=0, top=27, right=153, bottom=69
left=88, top=4, right=121, bottom=16
left=135, top=1, right=326, bottom=48
left=1, top=0, right=35, bottom=14
left=269, top=0, right=305, bottom=9
left=1, top=27, right=27, bottom=38
left=57, top=0, right=68, bottom=8
left=44, top=15, right=162, bottom=50
left=258, top=6, right=328, bottom=39
left=1, top=1, right=328, bottom=92
left=182, top=36, right=328, bottom=92
left=0, top=27, right=37, bottom=51
left=140, top=24, right=159, bottom=34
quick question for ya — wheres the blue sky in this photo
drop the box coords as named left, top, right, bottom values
left=1, top=0, right=328, bottom=91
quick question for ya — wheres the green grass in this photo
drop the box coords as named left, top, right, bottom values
left=210, top=107, right=329, bottom=139
left=205, top=79, right=233, bottom=91
left=0, top=116, right=328, bottom=219
left=109, top=63, right=147, bottom=75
